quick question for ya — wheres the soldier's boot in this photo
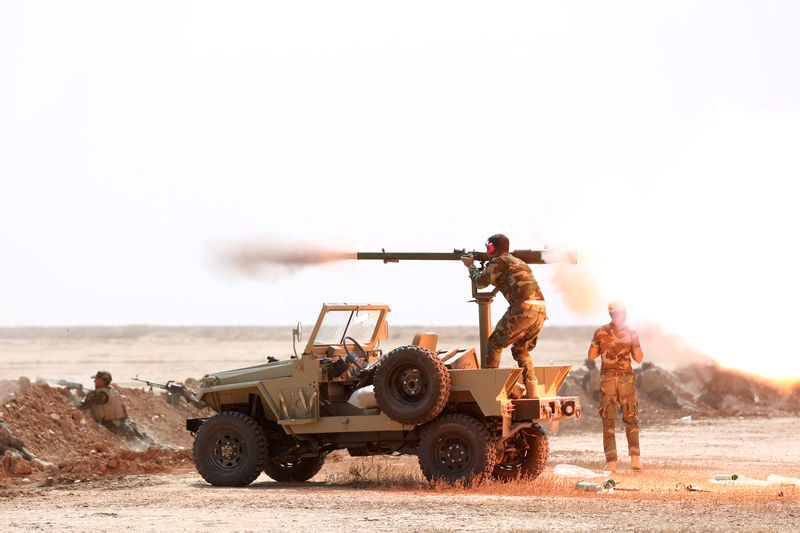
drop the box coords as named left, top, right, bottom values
left=31, top=458, right=57, bottom=473
left=630, top=455, right=642, bottom=472
left=605, top=460, right=617, bottom=473
left=524, top=379, right=540, bottom=399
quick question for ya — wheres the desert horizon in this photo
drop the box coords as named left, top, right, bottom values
left=0, top=323, right=715, bottom=389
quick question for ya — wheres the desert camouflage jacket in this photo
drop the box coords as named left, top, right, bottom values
left=78, top=389, right=109, bottom=408
left=591, top=323, right=641, bottom=374
left=469, top=253, right=544, bottom=306
left=79, top=386, right=127, bottom=421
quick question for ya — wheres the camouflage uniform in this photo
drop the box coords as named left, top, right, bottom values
left=0, top=419, right=34, bottom=461
left=591, top=323, right=641, bottom=462
left=79, top=386, right=156, bottom=447
left=469, top=252, right=546, bottom=381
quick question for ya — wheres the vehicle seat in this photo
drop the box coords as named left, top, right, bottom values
left=445, top=347, right=479, bottom=369
left=412, top=332, right=438, bottom=353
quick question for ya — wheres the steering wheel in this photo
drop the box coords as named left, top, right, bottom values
left=343, top=336, right=370, bottom=370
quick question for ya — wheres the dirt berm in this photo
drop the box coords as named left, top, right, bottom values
left=0, top=378, right=210, bottom=486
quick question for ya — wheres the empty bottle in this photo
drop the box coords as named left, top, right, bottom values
left=576, top=481, right=602, bottom=492
left=713, top=474, right=739, bottom=481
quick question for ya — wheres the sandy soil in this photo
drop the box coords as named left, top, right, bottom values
left=1, top=326, right=798, bottom=532
left=1, top=416, right=798, bottom=532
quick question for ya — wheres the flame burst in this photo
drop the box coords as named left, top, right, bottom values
left=549, top=108, right=800, bottom=385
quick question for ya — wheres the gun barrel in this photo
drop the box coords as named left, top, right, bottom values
left=356, top=249, right=575, bottom=265
left=132, top=377, right=168, bottom=389
left=356, top=251, right=469, bottom=263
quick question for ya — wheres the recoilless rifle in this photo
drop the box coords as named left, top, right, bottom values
left=356, top=248, right=577, bottom=367
left=132, top=376, right=206, bottom=408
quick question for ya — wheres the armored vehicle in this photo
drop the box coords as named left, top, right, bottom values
left=188, top=302, right=581, bottom=485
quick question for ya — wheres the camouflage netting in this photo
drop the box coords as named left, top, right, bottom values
left=0, top=378, right=210, bottom=486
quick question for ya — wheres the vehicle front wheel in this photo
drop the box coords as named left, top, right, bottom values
left=417, top=413, right=496, bottom=483
left=192, top=411, right=267, bottom=486
left=264, top=454, right=326, bottom=482
left=492, top=424, right=550, bottom=481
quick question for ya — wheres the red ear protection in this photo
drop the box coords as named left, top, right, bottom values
left=486, top=242, right=495, bottom=254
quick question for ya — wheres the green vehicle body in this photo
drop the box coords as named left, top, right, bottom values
left=188, top=302, right=581, bottom=485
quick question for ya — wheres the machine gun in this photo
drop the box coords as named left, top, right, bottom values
left=355, top=247, right=577, bottom=367
left=132, top=376, right=206, bottom=408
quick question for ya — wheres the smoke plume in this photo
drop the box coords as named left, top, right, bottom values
left=548, top=108, right=800, bottom=384
left=221, top=239, right=354, bottom=279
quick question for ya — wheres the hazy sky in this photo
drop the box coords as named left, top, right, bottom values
left=2, top=2, right=800, bottom=375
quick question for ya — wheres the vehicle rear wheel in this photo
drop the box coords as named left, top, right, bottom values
left=193, top=411, right=267, bottom=486
left=373, top=345, right=451, bottom=425
left=417, top=413, right=496, bottom=483
left=264, top=454, right=326, bottom=482
left=492, top=423, right=550, bottom=481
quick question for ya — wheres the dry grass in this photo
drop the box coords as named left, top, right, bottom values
left=319, top=454, right=799, bottom=503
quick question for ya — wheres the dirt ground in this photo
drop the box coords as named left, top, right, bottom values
left=1, top=416, right=798, bottom=532
left=1, top=326, right=799, bottom=531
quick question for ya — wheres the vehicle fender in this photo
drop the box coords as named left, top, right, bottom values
left=448, top=368, right=521, bottom=416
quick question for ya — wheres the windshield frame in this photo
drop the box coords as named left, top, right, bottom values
left=303, top=303, right=390, bottom=355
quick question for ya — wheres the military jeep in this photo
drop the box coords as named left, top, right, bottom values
left=188, top=303, right=581, bottom=485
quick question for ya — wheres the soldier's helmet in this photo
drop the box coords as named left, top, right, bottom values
left=486, top=234, right=510, bottom=254
left=92, top=370, right=112, bottom=384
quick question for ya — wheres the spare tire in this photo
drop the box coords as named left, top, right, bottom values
left=373, top=345, right=451, bottom=425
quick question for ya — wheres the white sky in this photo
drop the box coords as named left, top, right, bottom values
left=2, top=0, right=799, bottom=369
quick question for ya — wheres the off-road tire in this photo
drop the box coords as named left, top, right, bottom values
left=492, top=423, right=550, bottom=481
left=374, top=345, right=451, bottom=425
left=193, top=411, right=267, bottom=486
left=417, top=413, right=496, bottom=483
left=264, top=454, right=326, bottom=482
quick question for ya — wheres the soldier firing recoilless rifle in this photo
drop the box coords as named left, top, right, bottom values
left=355, top=245, right=576, bottom=370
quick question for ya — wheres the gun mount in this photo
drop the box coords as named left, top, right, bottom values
left=355, top=248, right=577, bottom=366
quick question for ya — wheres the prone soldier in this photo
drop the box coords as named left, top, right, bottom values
left=588, top=301, right=643, bottom=473
left=461, top=233, right=547, bottom=398
left=76, top=371, right=159, bottom=449
left=1, top=419, right=55, bottom=474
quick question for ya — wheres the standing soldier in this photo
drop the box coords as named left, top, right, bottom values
left=588, top=301, right=644, bottom=472
left=77, top=371, right=159, bottom=448
left=461, top=234, right=547, bottom=398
